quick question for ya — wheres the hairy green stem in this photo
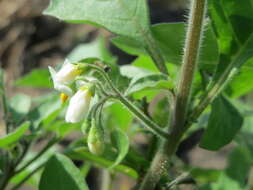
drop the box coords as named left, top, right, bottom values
left=87, top=64, right=169, bottom=139
left=138, top=0, right=207, bottom=189
left=171, top=0, right=206, bottom=134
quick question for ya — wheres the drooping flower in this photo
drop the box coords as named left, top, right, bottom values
left=48, top=59, right=82, bottom=96
left=65, top=88, right=93, bottom=123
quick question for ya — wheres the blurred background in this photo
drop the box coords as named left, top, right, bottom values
left=1, top=0, right=249, bottom=189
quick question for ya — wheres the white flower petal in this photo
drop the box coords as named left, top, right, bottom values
left=55, top=83, right=73, bottom=96
left=65, top=89, right=92, bottom=123
left=48, top=66, right=56, bottom=80
left=55, top=61, right=78, bottom=84
left=49, top=66, right=73, bottom=96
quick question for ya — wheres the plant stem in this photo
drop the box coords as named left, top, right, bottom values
left=0, top=70, right=11, bottom=132
left=116, top=95, right=168, bottom=138
left=166, top=172, right=190, bottom=189
left=15, top=137, right=59, bottom=174
left=144, top=31, right=168, bottom=75
left=10, top=163, right=45, bottom=190
left=171, top=0, right=206, bottom=134
left=189, top=69, right=236, bottom=123
left=87, top=64, right=169, bottom=139
left=101, top=170, right=112, bottom=190
left=0, top=164, right=15, bottom=190
left=138, top=0, right=207, bottom=189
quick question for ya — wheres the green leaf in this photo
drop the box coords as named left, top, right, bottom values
left=236, top=133, right=253, bottom=160
left=45, top=121, right=81, bottom=138
left=209, top=0, right=253, bottom=80
left=44, top=0, right=149, bottom=40
left=225, top=147, right=252, bottom=187
left=208, top=173, right=244, bottom=190
left=120, top=65, right=173, bottom=95
left=200, top=96, right=243, bottom=150
left=191, top=168, right=221, bottom=184
left=112, top=23, right=219, bottom=69
left=125, top=74, right=173, bottom=95
left=111, top=36, right=147, bottom=56
left=132, top=56, right=159, bottom=71
left=15, top=69, right=52, bottom=88
left=67, top=37, right=116, bottom=63
left=0, top=122, right=30, bottom=148
left=28, top=94, right=61, bottom=128
left=9, top=94, right=31, bottom=122
left=226, top=59, right=253, bottom=98
left=151, top=97, right=171, bottom=127
left=104, top=103, right=133, bottom=131
left=39, top=153, right=89, bottom=190
left=120, top=65, right=154, bottom=79
left=110, top=129, right=129, bottom=168
left=65, top=147, right=138, bottom=179
left=10, top=146, right=57, bottom=187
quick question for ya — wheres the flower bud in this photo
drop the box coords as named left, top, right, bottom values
left=87, top=119, right=105, bottom=155
left=81, top=119, right=91, bottom=136
left=65, top=88, right=92, bottom=123
left=48, top=59, right=83, bottom=96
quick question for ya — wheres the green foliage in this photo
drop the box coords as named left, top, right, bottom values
left=44, top=0, right=150, bottom=40
left=67, top=37, right=116, bottom=63
left=1, top=0, right=253, bottom=189
left=28, top=94, right=61, bottom=128
left=226, top=59, right=253, bottom=98
left=209, top=0, right=253, bottom=80
left=120, top=65, right=173, bottom=95
left=112, top=23, right=219, bottom=70
left=15, top=69, right=52, bottom=88
left=110, top=129, right=129, bottom=168
left=39, top=153, right=89, bottom=190
left=104, top=102, right=133, bottom=131
left=0, top=122, right=30, bottom=148
left=9, top=94, right=31, bottom=123
left=200, top=96, right=243, bottom=150
left=65, top=147, right=138, bottom=179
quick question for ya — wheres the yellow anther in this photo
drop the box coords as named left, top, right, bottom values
left=60, top=93, right=68, bottom=103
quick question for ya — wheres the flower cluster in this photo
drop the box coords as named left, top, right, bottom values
left=49, top=59, right=94, bottom=123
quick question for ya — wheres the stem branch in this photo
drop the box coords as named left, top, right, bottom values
left=11, top=163, right=45, bottom=190
left=144, top=31, right=168, bottom=75
left=87, top=64, right=169, bottom=139
left=138, top=0, right=207, bottom=189
left=166, top=172, right=190, bottom=189
left=15, top=137, right=59, bottom=175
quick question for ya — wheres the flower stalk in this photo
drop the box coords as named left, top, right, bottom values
left=86, top=64, right=169, bottom=139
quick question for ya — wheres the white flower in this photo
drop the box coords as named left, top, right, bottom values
left=48, top=59, right=81, bottom=96
left=65, top=89, right=92, bottom=123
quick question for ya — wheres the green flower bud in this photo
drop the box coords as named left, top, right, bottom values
left=87, top=119, right=105, bottom=155
left=81, top=119, right=91, bottom=136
